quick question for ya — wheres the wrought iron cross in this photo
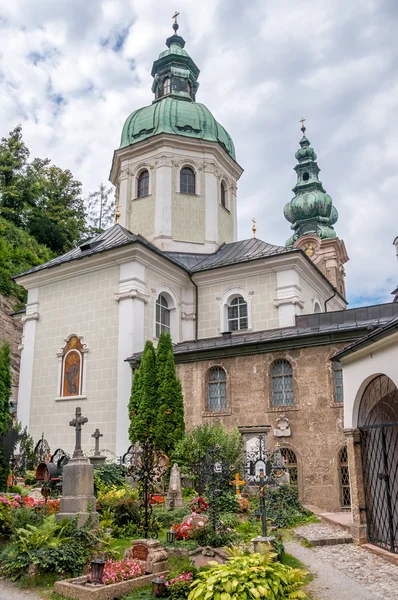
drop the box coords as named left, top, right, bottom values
left=69, top=407, right=88, bottom=458
left=172, top=11, right=180, bottom=24
left=92, top=428, right=103, bottom=456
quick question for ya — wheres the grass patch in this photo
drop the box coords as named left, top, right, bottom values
left=282, top=552, right=314, bottom=586
left=108, top=535, right=133, bottom=558
left=120, top=587, right=152, bottom=599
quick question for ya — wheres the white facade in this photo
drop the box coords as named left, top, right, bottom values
left=110, top=134, right=243, bottom=254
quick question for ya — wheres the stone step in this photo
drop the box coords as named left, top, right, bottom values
left=294, top=522, right=353, bottom=547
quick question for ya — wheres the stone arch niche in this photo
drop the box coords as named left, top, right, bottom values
left=358, top=374, right=398, bottom=553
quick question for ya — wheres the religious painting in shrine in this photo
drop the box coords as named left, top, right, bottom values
left=60, top=335, right=85, bottom=397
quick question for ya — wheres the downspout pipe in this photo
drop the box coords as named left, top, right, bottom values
left=189, top=272, right=198, bottom=342
left=324, top=289, right=337, bottom=313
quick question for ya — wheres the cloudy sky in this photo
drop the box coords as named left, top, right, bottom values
left=0, top=0, right=397, bottom=307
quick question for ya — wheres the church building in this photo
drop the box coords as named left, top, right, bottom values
left=14, top=21, right=398, bottom=514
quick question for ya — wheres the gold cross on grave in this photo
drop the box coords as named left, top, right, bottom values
left=172, top=11, right=180, bottom=24
left=231, top=472, right=246, bottom=495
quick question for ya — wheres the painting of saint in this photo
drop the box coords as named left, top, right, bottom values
left=63, top=350, right=81, bottom=396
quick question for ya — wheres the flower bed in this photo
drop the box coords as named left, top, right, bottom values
left=88, top=559, right=145, bottom=585
left=54, top=571, right=169, bottom=600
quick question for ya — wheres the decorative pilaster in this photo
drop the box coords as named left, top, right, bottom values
left=17, top=288, right=39, bottom=429
left=344, top=428, right=367, bottom=545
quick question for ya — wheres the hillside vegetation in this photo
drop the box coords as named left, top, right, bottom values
left=0, top=126, right=114, bottom=304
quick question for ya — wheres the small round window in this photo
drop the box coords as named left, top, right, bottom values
left=302, top=172, right=310, bottom=182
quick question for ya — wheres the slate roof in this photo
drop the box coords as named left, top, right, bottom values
left=127, top=302, right=398, bottom=363
left=14, top=225, right=292, bottom=279
left=332, top=315, right=398, bottom=361
left=189, top=238, right=290, bottom=272
left=14, top=224, right=189, bottom=279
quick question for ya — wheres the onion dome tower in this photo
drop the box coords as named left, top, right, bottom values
left=110, top=16, right=242, bottom=253
left=284, top=120, right=348, bottom=297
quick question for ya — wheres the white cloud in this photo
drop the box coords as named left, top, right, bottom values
left=0, top=0, right=396, bottom=306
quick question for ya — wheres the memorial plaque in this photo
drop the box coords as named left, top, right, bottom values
left=132, top=544, right=149, bottom=562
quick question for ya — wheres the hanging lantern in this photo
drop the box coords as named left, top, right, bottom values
left=152, top=576, right=166, bottom=596
left=90, top=559, right=105, bottom=584
left=166, top=529, right=176, bottom=544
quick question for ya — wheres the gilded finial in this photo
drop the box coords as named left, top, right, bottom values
left=172, top=10, right=180, bottom=33
left=299, top=117, right=306, bottom=137
left=252, top=218, right=257, bottom=239
left=115, top=202, right=121, bottom=225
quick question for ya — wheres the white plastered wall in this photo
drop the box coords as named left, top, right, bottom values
left=341, top=332, right=398, bottom=429
left=27, top=266, right=120, bottom=457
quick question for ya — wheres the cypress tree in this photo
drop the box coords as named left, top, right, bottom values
left=0, top=343, right=12, bottom=490
left=155, top=331, right=172, bottom=386
left=128, top=341, right=157, bottom=444
left=154, top=346, right=185, bottom=455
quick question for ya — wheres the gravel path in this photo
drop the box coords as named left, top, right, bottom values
left=286, top=540, right=398, bottom=600
left=0, top=578, right=42, bottom=600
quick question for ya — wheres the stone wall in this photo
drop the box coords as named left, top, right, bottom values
left=0, top=294, right=22, bottom=401
left=176, top=342, right=348, bottom=512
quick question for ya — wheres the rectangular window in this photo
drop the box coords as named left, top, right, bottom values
left=208, top=380, right=227, bottom=411
left=333, top=362, right=344, bottom=402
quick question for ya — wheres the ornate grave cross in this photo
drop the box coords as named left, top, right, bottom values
left=69, top=407, right=88, bottom=458
left=230, top=472, right=246, bottom=495
left=92, top=428, right=103, bottom=456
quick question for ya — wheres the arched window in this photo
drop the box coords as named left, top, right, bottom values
left=163, top=77, right=171, bottom=95
left=187, top=80, right=192, bottom=98
left=137, top=170, right=149, bottom=198
left=314, top=302, right=322, bottom=313
left=280, top=447, right=298, bottom=484
left=207, top=367, right=227, bottom=412
left=58, top=335, right=88, bottom=398
left=180, top=167, right=195, bottom=194
left=220, top=182, right=227, bottom=208
left=333, top=361, right=344, bottom=402
left=156, top=294, right=170, bottom=338
left=339, top=446, right=351, bottom=507
left=271, top=360, right=294, bottom=407
left=227, top=296, right=248, bottom=331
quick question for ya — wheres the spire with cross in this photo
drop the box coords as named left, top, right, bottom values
left=299, top=117, right=306, bottom=137
left=69, top=407, right=88, bottom=458
left=172, top=11, right=180, bottom=34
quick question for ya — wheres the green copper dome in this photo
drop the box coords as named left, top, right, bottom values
left=284, top=125, right=339, bottom=247
left=119, top=25, right=236, bottom=160
left=120, top=97, right=236, bottom=159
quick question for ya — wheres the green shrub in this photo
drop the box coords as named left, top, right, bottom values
left=265, top=485, right=314, bottom=528
left=195, top=522, right=239, bottom=549
left=219, top=512, right=241, bottom=529
left=112, top=497, right=140, bottom=527
left=153, top=506, right=190, bottom=529
left=0, top=514, right=104, bottom=579
left=93, top=463, right=127, bottom=493
left=188, top=552, right=307, bottom=600
left=11, top=506, right=44, bottom=532
left=211, top=490, right=239, bottom=514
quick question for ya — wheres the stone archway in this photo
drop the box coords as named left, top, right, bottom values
left=358, top=374, right=398, bottom=553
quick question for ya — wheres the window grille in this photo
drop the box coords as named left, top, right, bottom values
left=180, top=167, right=195, bottom=194
left=280, top=447, right=298, bottom=484
left=207, top=366, right=227, bottom=412
left=156, top=294, right=170, bottom=338
left=227, top=296, right=248, bottom=331
left=271, top=360, right=294, bottom=407
left=339, top=446, right=351, bottom=507
left=221, top=182, right=227, bottom=208
left=333, top=361, right=344, bottom=402
left=137, top=170, right=149, bottom=198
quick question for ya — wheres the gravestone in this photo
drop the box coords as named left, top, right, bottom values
left=166, top=463, right=184, bottom=508
left=124, top=539, right=168, bottom=574
left=88, top=428, right=106, bottom=466
left=57, top=407, right=98, bottom=526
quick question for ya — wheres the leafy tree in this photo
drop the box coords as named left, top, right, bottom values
left=0, top=217, right=54, bottom=302
left=0, top=343, right=12, bottom=490
left=173, top=423, right=243, bottom=471
left=128, top=341, right=158, bottom=445
left=24, top=159, right=86, bottom=254
left=86, top=183, right=115, bottom=233
left=0, top=126, right=32, bottom=227
left=153, top=332, right=185, bottom=454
